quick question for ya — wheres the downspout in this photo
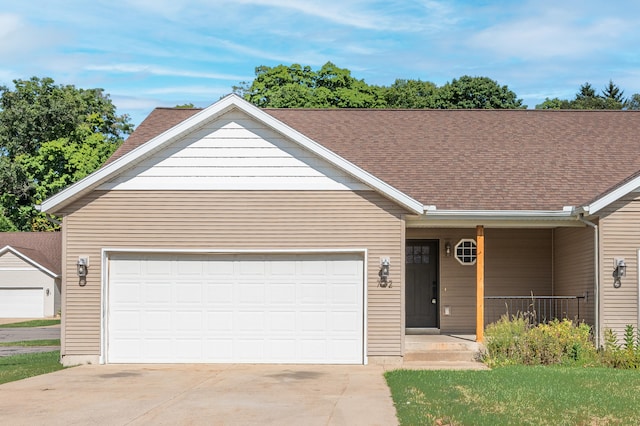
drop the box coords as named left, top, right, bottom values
left=578, top=214, right=600, bottom=347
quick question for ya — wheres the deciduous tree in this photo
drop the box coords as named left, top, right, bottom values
left=434, top=76, right=525, bottom=109
left=0, top=77, right=132, bottom=231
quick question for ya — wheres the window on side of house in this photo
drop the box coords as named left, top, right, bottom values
left=454, top=239, right=477, bottom=265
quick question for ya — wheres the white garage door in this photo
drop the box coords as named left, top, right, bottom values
left=107, top=253, right=364, bottom=364
left=0, top=288, right=44, bottom=318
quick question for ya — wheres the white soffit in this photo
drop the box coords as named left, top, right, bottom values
left=41, top=94, right=423, bottom=215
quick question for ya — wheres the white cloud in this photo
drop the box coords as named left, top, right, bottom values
left=467, top=5, right=635, bottom=60
left=0, top=13, right=62, bottom=57
left=85, top=64, right=249, bottom=81
left=144, top=85, right=230, bottom=96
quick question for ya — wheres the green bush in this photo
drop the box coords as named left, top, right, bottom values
left=484, top=315, right=597, bottom=367
left=600, top=325, right=640, bottom=369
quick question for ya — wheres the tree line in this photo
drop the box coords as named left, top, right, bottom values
left=1, top=65, right=639, bottom=231
left=234, top=62, right=640, bottom=110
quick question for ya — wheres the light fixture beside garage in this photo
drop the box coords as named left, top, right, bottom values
left=378, top=257, right=392, bottom=288
left=77, top=256, right=89, bottom=285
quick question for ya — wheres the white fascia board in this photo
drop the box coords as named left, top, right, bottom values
left=424, top=209, right=576, bottom=219
left=408, top=209, right=583, bottom=228
left=41, top=94, right=424, bottom=215
left=0, top=246, right=59, bottom=278
left=585, top=177, right=640, bottom=215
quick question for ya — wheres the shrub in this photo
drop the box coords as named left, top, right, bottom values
left=600, top=325, right=640, bottom=369
left=483, top=313, right=529, bottom=366
left=484, top=315, right=597, bottom=367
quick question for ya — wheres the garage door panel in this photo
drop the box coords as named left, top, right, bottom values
left=0, top=288, right=44, bottom=318
left=176, top=283, right=203, bottom=303
left=268, top=311, right=295, bottom=331
left=175, top=311, right=202, bottom=330
left=207, top=311, right=233, bottom=330
left=146, top=283, right=171, bottom=303
left=108, top=253, right=363, bottom=364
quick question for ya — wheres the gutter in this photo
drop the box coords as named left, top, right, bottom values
left=410, top=206, right=581, bottom=228
left=578, top=214, right=600, bottom=348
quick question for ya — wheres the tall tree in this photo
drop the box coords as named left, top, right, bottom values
left=0, top=77, right=132, bottom=231
left=433, top=76, right=525, bottom=109
left=234, top=62, right=385, bottom=108
left=383, top=79, right=438, bottom=108
left=602, top=80, right=625, bottom=103
left=536, top=81, right=627, bottom=110
left=627, top=93, right=640, bottom=110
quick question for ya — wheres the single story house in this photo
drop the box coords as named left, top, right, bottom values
left=42, top=94, right=640, bottom=366
left=0, top=232, right=61, bottom=318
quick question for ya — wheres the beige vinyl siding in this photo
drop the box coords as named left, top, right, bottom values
left=0, top=251, right=36, bottom=269
left=61, top=190, right=406, bottom=357
left=407, top=228, right=552, bottom=333
left=553, top=226, right=595, bottom=326
left=598, top=194, right=640, bottom=337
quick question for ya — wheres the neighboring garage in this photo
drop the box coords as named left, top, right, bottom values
left=0, top=288, right=45, bottom=317
left=0, top=233, right=61, bottom=318
left=106, top=252, right=365, bottom=364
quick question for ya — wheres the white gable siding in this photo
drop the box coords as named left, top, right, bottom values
left=99, top=110, right=369, bottom=191
left=0, top=251, right=37, bottom=270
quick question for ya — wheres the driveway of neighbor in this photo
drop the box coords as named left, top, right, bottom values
left=0, top=363, right=399, bottom=425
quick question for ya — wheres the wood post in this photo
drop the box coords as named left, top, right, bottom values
left=476, top=225, right=485, bottom=342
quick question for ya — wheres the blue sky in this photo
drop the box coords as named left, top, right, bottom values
left=1, top=0, right=639, bottom=127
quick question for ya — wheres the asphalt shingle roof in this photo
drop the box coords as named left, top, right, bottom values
left=0, top=232, right=61, bottom=276
left=108, top=107, right=640, bottom=211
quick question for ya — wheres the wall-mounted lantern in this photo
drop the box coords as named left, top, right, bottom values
left=77, top=257, right=89, bottom=286
left=77, top=257, right=88, bottom=277
left=444, top=241, right=452, bottom=257
left=613, top=258, right=626, bottom=288
left=378, top=257, right=392, bottom=288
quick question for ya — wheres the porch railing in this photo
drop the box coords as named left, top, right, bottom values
left=484, top=295, right=587, bottom=326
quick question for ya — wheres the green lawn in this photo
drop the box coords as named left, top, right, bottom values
left=0, top=351, right=63, bottom=385
left=0, top=339, right=60, bottom=347
left=385, top=366, right=640, bottom=425
left=0, top=319, right=60, bottom=328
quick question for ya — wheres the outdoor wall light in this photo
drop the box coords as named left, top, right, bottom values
left=613, top=258, right=626, bottom=288
left=77, top=257, right=88, bottom=278
left=444, top=241, right=452, bottom=257
left=378, top=257, right=392, bottom=288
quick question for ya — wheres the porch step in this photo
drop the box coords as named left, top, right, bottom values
left=404, top=335, right=484, bottom=363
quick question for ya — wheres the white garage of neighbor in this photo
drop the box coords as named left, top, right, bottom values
left=0, top=233, right=62, bottom=319
left=105, top=252, right=365, bottom=364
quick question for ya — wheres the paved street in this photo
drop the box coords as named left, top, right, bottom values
left=0, top=322, right=60, bottom=357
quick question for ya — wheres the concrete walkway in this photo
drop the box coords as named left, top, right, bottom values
left=0, top=363, right=399, bottom=426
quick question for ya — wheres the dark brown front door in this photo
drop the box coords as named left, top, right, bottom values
left=406, top=240, right=439, bottom=328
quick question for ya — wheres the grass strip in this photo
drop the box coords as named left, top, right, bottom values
left=385, top=366, right=640, bottom=425
left=0, top=319, right=61, bottom=328
left=0, top=339, right=60, bottom=347
left=0, top=351, right=63, bottom=385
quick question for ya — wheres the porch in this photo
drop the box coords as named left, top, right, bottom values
left=405, top=225, right=596, bottom=339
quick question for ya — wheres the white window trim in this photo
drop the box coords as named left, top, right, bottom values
left=454, top=239, right=477, bottom=266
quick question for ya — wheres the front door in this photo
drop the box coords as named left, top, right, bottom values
left=405, top=240, right=439, bottom=328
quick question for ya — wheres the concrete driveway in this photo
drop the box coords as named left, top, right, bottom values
left=0, top=363, right=399, bottom=425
